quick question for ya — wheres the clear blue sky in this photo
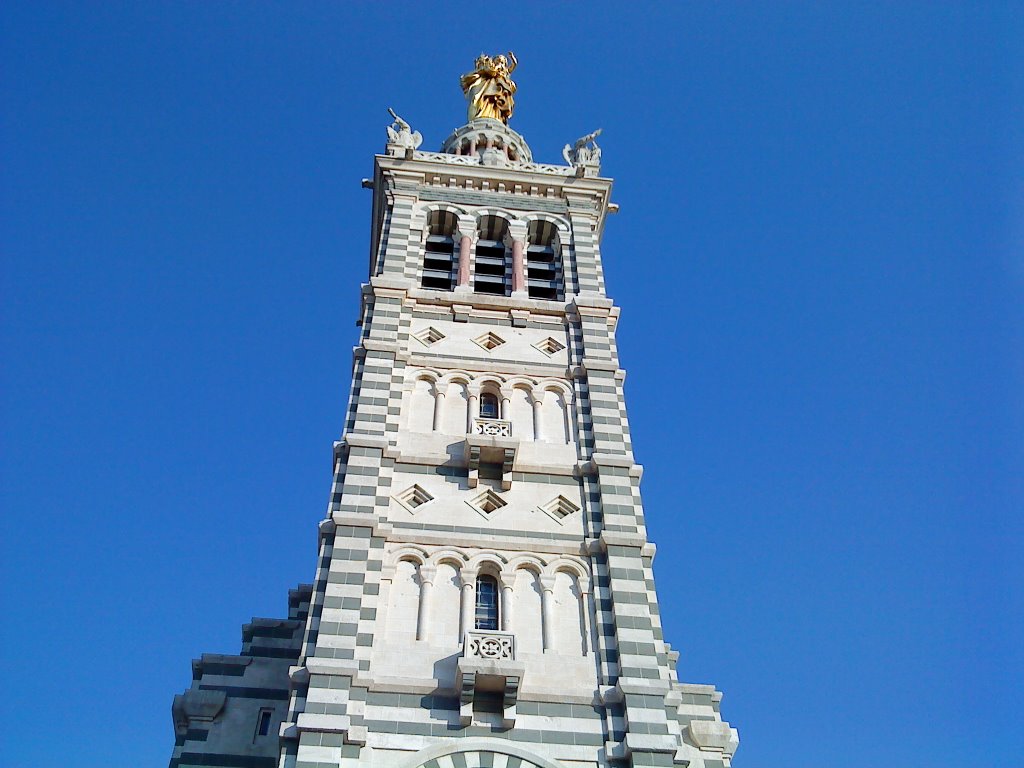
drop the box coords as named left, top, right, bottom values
left=2, top=3, right=1021, bottom=766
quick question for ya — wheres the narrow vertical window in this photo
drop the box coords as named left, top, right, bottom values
left=526, top=220, right=563, bottom=300
left=422, top=210, right=456, bottom=291
left=255, top=708, right=272, bottom=738
left=475, top=575, right=499, bottom=630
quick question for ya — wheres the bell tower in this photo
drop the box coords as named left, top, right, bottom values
left=169, top=55, right=738, bottom=768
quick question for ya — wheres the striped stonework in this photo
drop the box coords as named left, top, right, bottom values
left=169, top=110, right=736, bottom=768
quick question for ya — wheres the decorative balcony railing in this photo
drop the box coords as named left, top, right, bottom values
left=472, top=418, right=512, bottom=438
left=464, top=630, right=516, bottom=661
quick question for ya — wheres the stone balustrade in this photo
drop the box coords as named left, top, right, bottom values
left=472, top=418, right=512, bottom=438
left=464, top=629, right=516, bottom=661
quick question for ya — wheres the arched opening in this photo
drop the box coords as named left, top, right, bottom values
left=509, top=386, right=534, bottom=440
left=427, top=562, right=461, bottom=647
left=512, top=568, right=543, bottom=653
left=408, top=377, right=435, bottom=433
left=441, top=380, right=470, bottom=435
left=474, top=574, right=500, bottom=630
left=526, top=220, right=563, bottom=300
left=422, top=210, right=456, bottom=291
left=539, top=388, right=572, bottom=443
left=552, top=570, right=586, bottom=655
left=404, top=741, right=564, bottom=768
left=479, top=392, right=500, bottom=420
left=475, top=216, right=509, bottom=296
left=386, top=559, right=421, bottom=643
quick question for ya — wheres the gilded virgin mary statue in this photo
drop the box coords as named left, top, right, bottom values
left=460, top=52, right=518, bottom=124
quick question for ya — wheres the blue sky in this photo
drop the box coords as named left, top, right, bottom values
left=2, top=3, right=1021, bottom=766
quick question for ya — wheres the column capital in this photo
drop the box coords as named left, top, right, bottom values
left=454, top=215, right=477, bottom=241
left=506, top=220, right=528, bottom=241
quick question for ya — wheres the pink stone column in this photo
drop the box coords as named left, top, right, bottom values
left=457, top=234, right=472, bottom=287
left=511, top=239, right=525, bottom=293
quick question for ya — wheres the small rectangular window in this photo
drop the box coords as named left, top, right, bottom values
left=255, top=709, right=272, bottom=738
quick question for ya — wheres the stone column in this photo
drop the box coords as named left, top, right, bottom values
left=500, top=393, right=512, bottom=421
left=455, top=215, right=476, bottom=290
left=432, top=389, right=446, bottom=431
left=531, top=394, right=543, bottom=442
left=459, top=568, right=476, bottom=639
left=577, top=577, right=592, bottom=656
left=416, top=566, right=437, bottom=641
left=539, top=575, right=557, bottom=651
left=499, top=572, right=516, bottom=632
left=511, top=239, right=525, bottom=292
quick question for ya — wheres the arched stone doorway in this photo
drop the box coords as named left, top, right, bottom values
left=403, top=739, right=565, bottom=768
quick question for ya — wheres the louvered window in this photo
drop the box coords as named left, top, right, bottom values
left=475, top=216, right=510, bottom=296
left=526, top=220, right=563, bottom=300
left=421, top=210, right=456, bottom=291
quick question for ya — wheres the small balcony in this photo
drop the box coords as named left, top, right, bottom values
left=464, top=629, right=516, bottom=661
left=472, top=417, right=512, bottom=437
left=456, top=630, right=524, bottom=729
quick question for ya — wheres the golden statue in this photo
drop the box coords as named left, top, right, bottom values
left=460, top=52, right=518, bottom=124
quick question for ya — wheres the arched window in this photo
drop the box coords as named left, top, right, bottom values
left=475, top=575, right=500, bottom=630
left=526, top=220, right=563, bottom=300
left=475, top=216, right=509, bottom=296
left=479, top=392, right=500, bottom=419
left=422, top=210, right=456, bottom=291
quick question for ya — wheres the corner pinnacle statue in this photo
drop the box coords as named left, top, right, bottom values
left=460, top=51, right=518, bottom=124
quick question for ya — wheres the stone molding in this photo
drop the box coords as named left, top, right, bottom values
left=404, top=352, right=568, bottom=381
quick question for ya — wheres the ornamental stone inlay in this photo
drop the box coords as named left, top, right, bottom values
left=473, top=417, right=512, bottom=437
left=465, top=630, right=516, bottom=661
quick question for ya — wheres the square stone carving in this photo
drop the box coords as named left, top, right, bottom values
left=473, top=331, right=506, bottom=352
left=538, top=494, right=580, bottom=524
left=394, top=484, right=434, bottom=513
left=532, top=336, right=566, bottom=356
left=413, top=326, right=445, bottom=346
left=465, top=488, right=508, bottom=518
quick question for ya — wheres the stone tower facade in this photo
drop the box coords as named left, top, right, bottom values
left=169, top=86, right=738, bottom=768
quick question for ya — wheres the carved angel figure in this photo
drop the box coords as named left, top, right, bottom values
left=460, top=52, right=518, bottom=124
left=385, top=107, right=422, bottom=150
left=563, top=128, right=602, bottom=166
